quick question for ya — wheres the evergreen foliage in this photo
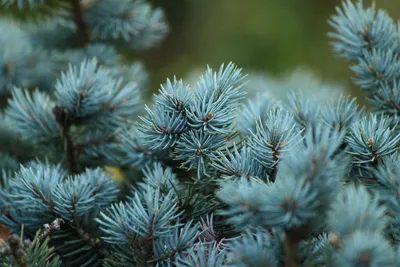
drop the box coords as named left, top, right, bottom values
left=1, top=0, right=400, bottom=266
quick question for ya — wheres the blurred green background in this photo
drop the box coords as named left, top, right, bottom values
left=137, top=0, right=400, bottom=100
left=2, top=0, right=399, bottom=100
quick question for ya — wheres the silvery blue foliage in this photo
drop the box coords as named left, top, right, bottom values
left=0, top=0, right=166, bottom=96
left=128, top=7, right=168, bottom=50
left=328, top=0, right=397, bottom=61
left=236, top=93, right=275, bottom=135
left=1, top=0, right=45, bottom=8
left=0, top=19, right=58, bottom=94
left=105, top=126, right=167, bottom=168
left=23, top=16, right=77, bottom=49
left=154, top=77, right=193, bottom=114
left=175, top=130, right=226, bottom=177
left=336, top=231, right=395, bottom=267
left=6, top=88, right=59, bottom=143
left=55, top=58, right=117, bottom=118
left=218, top=173, right=320, bottom=230
left=321, top=95, right=363, bottom=133
left=329, top=0, right=400, bottom=123
left=109, top=61, right=149, bottom=89
left=139, top=105, right=188, bottom=150
left=175, top=242, right=226, bottom=267
left=186, top=63, right=245, bottom=134
left=224, top=229, right=281, bottom=267
left=139, top=162, right=182, bottom=193
left=1, top=0, right=400, bottom=266
left=211, top=143, right=265, bottom=181
left=249, top=108, right=302, bottom=172
left=60, top=44, right=122, bottom=68
left=351, top=49, right=400, bottom=91
left=4, top=162, right=66, bottom=232
left=85, top=0, right=155, bottom=41
left=53, top=57, right=142, bottom=128
left=84, top=0, right=168, bottom=49
left=96, top=186, right=181, bottom=244
left=243, top=68, right=346, bottom=105
left=328, top=185, right=397, bottom=266
left=195, top=62, right=246, bottom=104
left=328, top=185, right=388, bottom=238
left=287, top=91, right=322, bottom=129
left=374, top=158, right=400, bottom=242
left=346, top=114, right=400, bottom=165
left=277, top=124, right=350, bottom=225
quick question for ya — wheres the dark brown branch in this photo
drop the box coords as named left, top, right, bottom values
left=389, top=100, right=400, bottom=115
left=53, top=106, right=77, bottom=174
left=72, top=0, right=90, bottom=46
left=283, top=225, right=310, bottom=267
left=284, top=235, right=298, bottom=267
left=65, top=133, right=77, bottom=174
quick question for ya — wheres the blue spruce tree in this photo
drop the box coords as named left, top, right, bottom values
left=1, top=0, right=400, bottom=266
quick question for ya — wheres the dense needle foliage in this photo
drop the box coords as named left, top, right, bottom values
left=1, top=0, right=400, bottom=266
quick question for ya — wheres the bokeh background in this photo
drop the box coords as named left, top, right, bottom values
left=134, top=0, right=400, bottom=101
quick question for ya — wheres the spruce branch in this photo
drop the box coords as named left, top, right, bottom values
left=52, top=106, right=77, bottom=174
left=74, top=225, right=111, bottom=259
left=63, top=184, right=112, bottom=260
left=283, top=225, right=310, bottom=267
left=388, top=99, right=400, bottom=115
left=136, top=216, right=155, bottom=265
left=1, top=1, right=400, bottom=264
left=284, top=236, right=298, bottom=267
left=32, top=186, right=55, bottom=210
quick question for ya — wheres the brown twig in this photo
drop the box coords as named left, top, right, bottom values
left=283, top=225, right=310, bottom=267
left=389, top=100, right=400, bottom=115
left=284, top=235, right=298, bottom=267
left=53, top=106, right=77, bottom=174
left=72, top=0, right=90, bottom=46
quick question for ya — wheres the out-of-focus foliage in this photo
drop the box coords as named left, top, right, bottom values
left=1, top=0, right=400, bottom=266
